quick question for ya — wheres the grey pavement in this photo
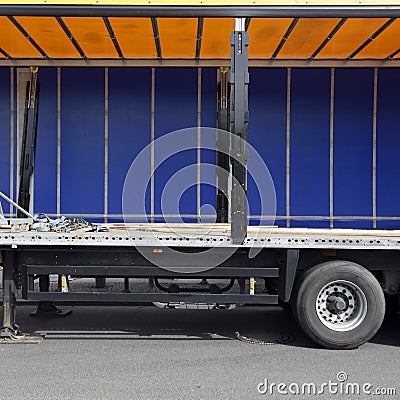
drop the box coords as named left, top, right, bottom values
left=0, top=305, right=398, bottom=400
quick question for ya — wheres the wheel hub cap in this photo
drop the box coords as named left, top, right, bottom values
left=316, top=280, right=368, bottom=332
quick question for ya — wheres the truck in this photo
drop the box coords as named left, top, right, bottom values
left=0, top=1, right=400, bottom=350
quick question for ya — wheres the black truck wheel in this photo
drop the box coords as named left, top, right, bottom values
left=292, top=261, right=385, bottom=349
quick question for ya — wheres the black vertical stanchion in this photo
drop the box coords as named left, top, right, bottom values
left=17, top=67, right=39, bottom=216
left=230, top=18, right=249, bottom=244
left=216, top=68, right=230, bottom=223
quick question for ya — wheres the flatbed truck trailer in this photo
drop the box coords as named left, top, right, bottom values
left=1, top=1, right=400, bottom=349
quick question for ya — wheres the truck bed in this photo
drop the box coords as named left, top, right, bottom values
left=1, top=223, right=400, bottom=250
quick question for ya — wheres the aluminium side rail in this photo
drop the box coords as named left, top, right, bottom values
left=1, top=225, right=400, bottom=250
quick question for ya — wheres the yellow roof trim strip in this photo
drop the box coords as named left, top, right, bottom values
left=2, top=1, right=400, bottom=5
left=0, top=15, right=397, bottom=62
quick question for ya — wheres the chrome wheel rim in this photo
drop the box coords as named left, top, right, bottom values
left=316, top=280, right=367, bottom=332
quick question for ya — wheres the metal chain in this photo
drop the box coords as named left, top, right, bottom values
left=235, top=331, right=295, bottom=346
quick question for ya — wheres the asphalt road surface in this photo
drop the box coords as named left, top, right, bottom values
left=0, top=305, right=398, bottom=400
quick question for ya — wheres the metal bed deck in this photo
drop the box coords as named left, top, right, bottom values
left=1, top=223, right=400, bottom=250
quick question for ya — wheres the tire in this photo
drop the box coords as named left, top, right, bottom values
left=290, top=271, right=303, bottom=325
left=292, top=260, right=385, bottom=350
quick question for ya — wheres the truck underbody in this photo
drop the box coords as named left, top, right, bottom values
left=1, top=223, right=399, bottom=349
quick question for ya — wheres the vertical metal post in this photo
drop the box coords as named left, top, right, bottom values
left=372, top=67, right=378, bottom=229
left=329, top=67, right=335, bottom=228
left=197, top=67, right=202, bottom=222
left=95, top=277, right=106, bottom=289
left=123, top=277, right=130, bottom=293
left=39, top=275, right=50, bottom=292
left=150, top=67, right=155, bottom=223
left=56, top=67, right=61, bottom=216
left=17, top=67, right=39, bottom=216
left=230, top=18, right=249, bottom=244
left=1, top=251, right=17, bottom=337
left=104, top=67, right=109, bottom=223
left=216, top=67, right=230, bottom=223
left=10, top=67, right=15, bottom=217
left=286, top=68, right=291, bottom=228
